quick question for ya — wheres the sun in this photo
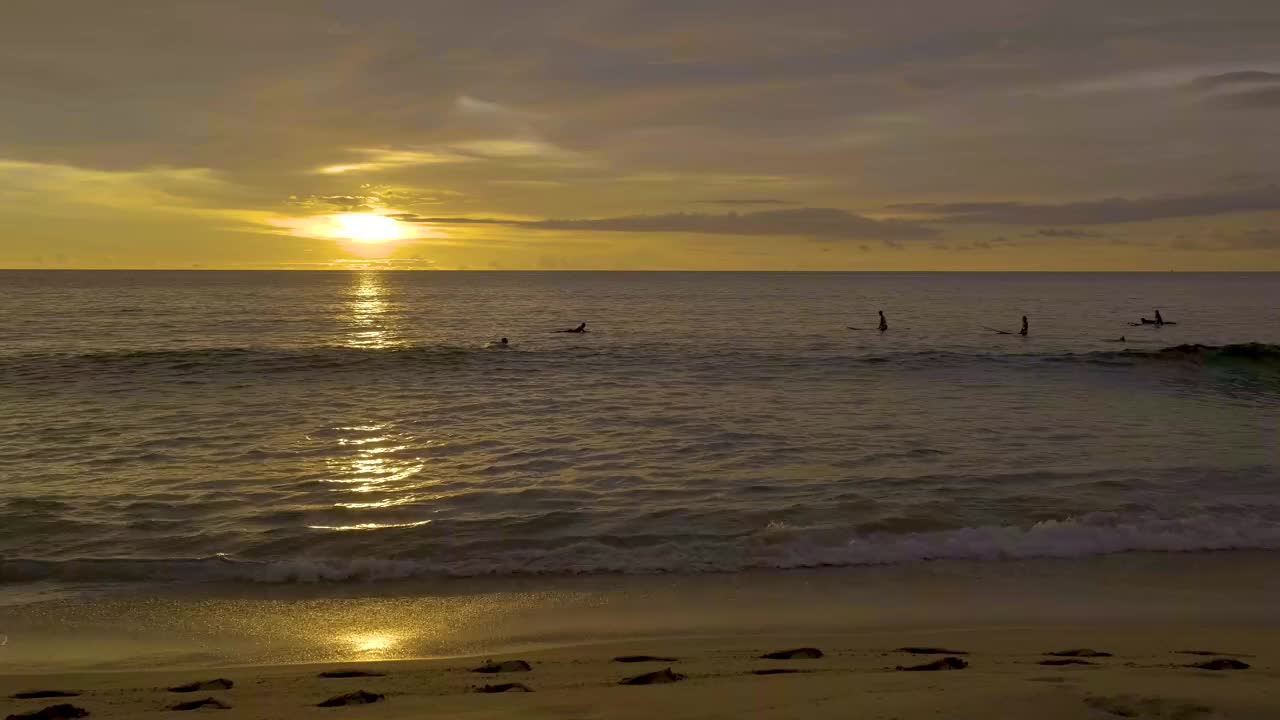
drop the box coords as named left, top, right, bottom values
left=334, top=213, right=403, bottom=243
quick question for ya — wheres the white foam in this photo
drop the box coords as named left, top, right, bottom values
left=5, top=512, right=1278, bottom=583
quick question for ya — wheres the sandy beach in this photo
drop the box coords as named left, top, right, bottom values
left=3, top=626, right=1277, bottom=719
left=4, top=553, right=1279, bottom=719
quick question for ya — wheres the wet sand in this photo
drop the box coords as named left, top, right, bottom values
left=3, top=627, right=1277, bottom=719
left=3, top=553, right=1279, bottom=718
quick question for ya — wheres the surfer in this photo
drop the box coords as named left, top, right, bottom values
left=1134, top=309, right=1175, bottom=326
left=500, top=337, right=509, bottom=346
left=1019, top=315, right=1028, bottom=337
left=878, top=311, right=888, bottom=332
left=557, top=322, right=586, bottom=333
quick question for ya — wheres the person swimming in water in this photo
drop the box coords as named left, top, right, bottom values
left=500, top=337, right=508, bottom=345
left=878, top=310, right=888, bottom=332
left=1019, top=315, right=1028, bottom=336
left=557, top=322, right=586, bottom=333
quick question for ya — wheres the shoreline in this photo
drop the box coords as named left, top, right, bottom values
left=4, top=552, right=1278, bottom=717
left=3, top=551, right=1277, bottom=673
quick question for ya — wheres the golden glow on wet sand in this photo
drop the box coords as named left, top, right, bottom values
left=340, top=631, right=404, bottom=657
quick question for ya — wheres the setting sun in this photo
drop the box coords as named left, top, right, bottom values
left=334, top=213, right=402, bottom=243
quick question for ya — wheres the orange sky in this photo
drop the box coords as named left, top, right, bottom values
left=2, top=1, right=1279, bottom=270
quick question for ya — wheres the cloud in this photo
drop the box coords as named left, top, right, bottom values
left=316, top=148, right=463, bottom=175
left=1212, top=87, right=1280, bottom=109
left=891, top=186, right=1280, bottom=225
left=1192, top=70, right=1280, bottom=89
left=1028, top=228, right=1106, bottom=239
left=0, top=160, right=271, bottom=221
left=395, top=206, right=936, bottom=240
left=1188, top=69, right=1280, bottom=110
left=315, top=138, right=586, bottom=174
left=287, top=186, right=456, bottom=212
left=288, top=194, right=377, bottom=212
left=448, top=139, right=586, bottom=164
left=7, top=1, right=1280, bottom=269
left=693, top=198, right=799, bottom=206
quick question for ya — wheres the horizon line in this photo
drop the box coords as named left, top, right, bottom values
left=0, top=268, right=1276, bottom=273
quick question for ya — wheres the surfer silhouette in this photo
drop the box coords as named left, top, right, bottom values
left=557, top=322, right=586, bottom=333
left=1134, top=309, right=1175, bottom=326
left=1019, top=315, right=1028, bottom=336
left=878, top=311, right=888, bottom=332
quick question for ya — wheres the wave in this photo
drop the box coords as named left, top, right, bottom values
left=3, top=343, right=1277, bottom=379
left=0, top=345, right=506, bottom=380
left=4, top=513, right=1277, bottom=584
left=1138, top=342, right=1280, bottom=363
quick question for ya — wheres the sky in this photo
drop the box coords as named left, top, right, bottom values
left=2, top=0, right=1279, bottom=270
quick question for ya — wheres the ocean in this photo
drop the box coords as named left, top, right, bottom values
left=2, top=270, right=1277, bottom=588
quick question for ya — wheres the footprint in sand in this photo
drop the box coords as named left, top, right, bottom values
left=167, top=679, right=233, bottom=693
left=896, top=657, right=968, bottom=671
left=475, top=683, right=534, bottom=693
left=759, top=647, right=823, bottom=660
left=472, top=660, right=532, bottom=673
left=317, top=690, right=384, bottom=707
left=5, top=705, right=89, bottom=720
left=619, top=668, right=685, bottom=685
left=1045, top=648, right=1112, bottom=658
left=1187, top=658, right=1249, bottom=671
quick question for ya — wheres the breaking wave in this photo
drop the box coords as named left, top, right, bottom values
left=4, top=513, right=1278, bottom=584
left=2, top=343, right=1277, bottom=380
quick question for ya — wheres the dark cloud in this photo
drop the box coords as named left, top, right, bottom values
left=891, top=186, right=1280, bottom=225
left=1192, top=70, right=1280, bottom=89
left=693, top=198, right=799, bottom=206
left=1212, top=86, right=1280, bottom=109
left=1028, top=228, right=1106, bottom=238
left=289, top=194, right=376, bottom=212
left=1191, top=69, right=1280, bottom=110
left=288, top=186, right=450, bottom=212
left=396, top=207, right=936, bottom=240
